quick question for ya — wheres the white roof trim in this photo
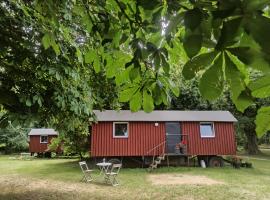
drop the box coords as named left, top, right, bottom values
left=94, top=110, right=237, bottom=122
left=28, top=129, right=58, bottom=136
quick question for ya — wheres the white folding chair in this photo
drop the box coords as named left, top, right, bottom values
left=104, top=163, right=122, bottom=186
left=79, top=161, right=94, bottom=182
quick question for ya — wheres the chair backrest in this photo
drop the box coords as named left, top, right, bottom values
left=79, top=161, right=89, bottom=172
left=111, top=163, right=122, bottom=174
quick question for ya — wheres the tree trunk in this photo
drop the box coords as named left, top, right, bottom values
left=244, top=130, right=260, bottom=155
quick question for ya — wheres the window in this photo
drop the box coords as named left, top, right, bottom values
left=40, top=135, right=48, bottom=143
left=200, top=122, right=215, bottom=138
left=113, top=122, right=128, bottom=138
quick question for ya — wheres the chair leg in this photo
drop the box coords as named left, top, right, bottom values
left=82, top=173, right=93, bottom=182
left=112, top=175, right=119, bottom=186
left=86, top=173, right=93, bottom=182
left=81, top=175, right=86, bottom=182
left=106, top=175, right=113, bottom=185
left=104, top=175, right=109, bottom=183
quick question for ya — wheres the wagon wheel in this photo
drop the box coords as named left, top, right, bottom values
left=209, top=156, right=224, bottom=167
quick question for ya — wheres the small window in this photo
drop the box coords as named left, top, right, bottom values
left=40, top=135, right=48, bottom=143
left=113, top=122, right=128, bottom=138
left=200, top=122, right=215, bottom=138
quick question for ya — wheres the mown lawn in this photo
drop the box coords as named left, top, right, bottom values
left=0, top=152, right=270, bottom=200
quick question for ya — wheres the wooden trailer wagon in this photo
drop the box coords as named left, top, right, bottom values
left=90, top=110, right=237, bottom=168
left=28, top=128, right=58, bottom=156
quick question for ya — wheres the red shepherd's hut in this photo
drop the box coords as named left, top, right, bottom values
left=90, top=110, right=237, bottom=167
left=28, top=128, right=58, bottom=155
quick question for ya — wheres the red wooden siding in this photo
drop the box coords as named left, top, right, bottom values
left=91, top=122, right=165, bottom=157
left=182, top=122, right=236, bottom=155
left=29, top=135, right=57, bottom=153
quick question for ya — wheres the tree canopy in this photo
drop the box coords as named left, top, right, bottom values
left=1, top=0, right=270, bottom=138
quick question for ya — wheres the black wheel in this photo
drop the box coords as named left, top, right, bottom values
left=209, top=156, right=224, bottom=167
left=44, top=152, right=52, bottom=158
left=37, top=153, right=43, bottom=158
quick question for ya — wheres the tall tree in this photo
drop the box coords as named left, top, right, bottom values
left=1, top=0, right=270, bottom=139
left=170, top=78, right=268, bottom=154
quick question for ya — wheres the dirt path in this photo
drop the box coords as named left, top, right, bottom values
left=0, top=174, right=119, bottom=200
left=0, top=174, right=99, bottom=193
left=148, top=174, right=224, bottom=185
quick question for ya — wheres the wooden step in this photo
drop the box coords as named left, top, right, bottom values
left=158, top=156, right=165, bottom=160
left=155, top=160, right=161, bottom=164
left=150, top=163, right=157, bottom=168
left=148, top=154, right=166, bottom=171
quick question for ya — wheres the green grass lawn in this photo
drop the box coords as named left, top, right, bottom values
left=0, top=152, right=270, bottom=200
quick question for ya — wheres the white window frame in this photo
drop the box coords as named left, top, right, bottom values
left=40, top=135, right=48, bottom=143
left=113, top=122, right=129, bottom=138
left=200, top=122, right=215, bottom=138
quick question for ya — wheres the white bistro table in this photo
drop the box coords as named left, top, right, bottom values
left=96, top=162, right=112, bottom=175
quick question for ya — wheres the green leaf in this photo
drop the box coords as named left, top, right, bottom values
left=51, top=41, right=60, bottom=56
left=226, top=51, right=249, bottom=81
left=246, top=14, right=270, bottom=54
left=243, top=0, right=270, bottom=11
left=233, top=90, right=253, bottom=112
left=182, top=51, right=218, bottom=79
left=147, top=32, right=164, bottom=47
left=130, top=91, right=142, bottom=112
left=42, top=33, right=51, bottom=49
left=143, top=90, right=154, bottom=113
left=82, top=15, right=93, bottom=33
left=227, top=47, right=253, bottom=64
left=199, top=54, right=224, bottom=101
left=255, top=106, right=270, bottom=138
left=55, top=72, right=60, bottom=80
left=93, top=56, right=100, bottom=73
left=161, top=90, right=169, bottom=105
left=76, top=49, right=83, bottom=63
left=112, top=31, right=121, bottom=48
left=37, top=98, right=42, bottom=107
left=183, top=34, right=202, bottom=58
left=129, top=67, right=140, bottom=81
left=184, top=8, right=202, bottom=31
left=227, top=46, right=270, bottom=73
left=169, top=81, right=180, bottom=97
left=161, top=54, right=170, bottom=75
left=115, top=68, right=130, bottom=85
left=216, top=17, right=242, bottom=50
left=85, top=49, right=100, bottom=73
left=224, top=53, right=252, bottom=112
left=153, top=52, right=161, bottom=71
left=248, top=75, right=270, bottom=98
left=224, top=53, right=245, bottom=99
left=85, top=50, right=96, bottom=64
left=119, top=87, right=138, bottom=102
left=152, top=84, right=163, bottom=105
left=137, top=0, right=161, bottom=10
left=41, top=33, right=60, bottom=56
left=105, top=55, right=116, bottom=78
left=26, top=99, right=32, bottom=107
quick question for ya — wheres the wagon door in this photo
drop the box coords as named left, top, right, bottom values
left=165, top=122, right=181, bottom=154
